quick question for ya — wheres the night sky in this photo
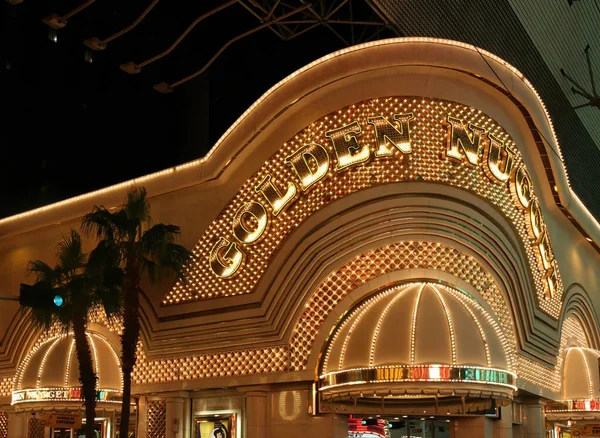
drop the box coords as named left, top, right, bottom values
left=2, top=0, right=384, bottom=219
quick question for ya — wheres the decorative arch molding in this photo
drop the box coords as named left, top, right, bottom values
left=12, top=326, right=121, bottom=392
left=286, top=239, right=559, bottom=393
left=560, top=284, right=600, bottom=350
left=163, top=96, right=563, bottom=315
left=138, top=182, right=560, bottom=367
left=0, top=308, right=123, bottom=378
left=309, top=272, right=517, bottom=374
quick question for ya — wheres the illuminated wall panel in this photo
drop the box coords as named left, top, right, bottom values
left=147, top=400, right=166, bottom=438
left=0, top=412, right=7, bottom=438
left=289, top=241, right=561, bottom=392
left=164, top=97, right=562, bottom=319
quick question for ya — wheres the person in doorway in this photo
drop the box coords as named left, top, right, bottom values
left=212, top=428, right=225, bottom=438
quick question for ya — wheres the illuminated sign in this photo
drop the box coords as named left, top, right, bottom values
left=319, top=365, right=517, bottom=392
left=37, top=413, right=83, bottom=429
left=166, top=98, right=561, bottom=310
left=572, top=424, right=600, bottom=436
left=568, top=399, right=600, bottom=411
left=11, top=387, right=122, bottom=405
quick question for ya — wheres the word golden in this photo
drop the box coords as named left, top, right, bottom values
left=210, top=113, right=557, bottom=298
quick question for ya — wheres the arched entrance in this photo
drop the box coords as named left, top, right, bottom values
left=318, top=281, right=515, bottom=436
left=11, top=331, right=126, bottom=438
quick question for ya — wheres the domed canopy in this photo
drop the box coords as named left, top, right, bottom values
left=562, top=347, right=600, bottom=401
left=546, top=346, right=600, bottom=420
left=320, top=282, right=515, bottom=414
left=12, top=332, right=122, bottom=410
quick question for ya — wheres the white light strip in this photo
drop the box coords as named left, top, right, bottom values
left=92, top=333, right=124, bottom=387
left=369, top=286, right=412, bottom=367
left=64, top=338, right=76, bottom=387
left=577, top=347, right=595, bottom=399
left=15, top=336, right=61, bottom=390
left=338, top=294, right=381, bottom=370
left=566, top=346, right=600, bottom=355
left=410, top=284, right=426, bottom=365
left=88, top=333, right=99, bottom=377
left=444, top=286, right=514, bottom=371
left=37, top=337, right=62, bottom=389
left=443, top=288, right=493, bottom=368
left=321, top=363, right=517, bottom=378
left=11, top=387, right=125, bottom=405
left=319, top=378, right=518, bottom=392
left=1, top=37, right=596, bottom=245
left=431, top=284, right=456, bottom=366
left=323, top=283, right=416, bottom=372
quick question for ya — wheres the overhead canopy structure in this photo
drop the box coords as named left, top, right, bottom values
left=546, top=346, right=600, bottom=421
left=11, top=332, right=123, bottom=413
left=320, top=282, right=516, bottom=415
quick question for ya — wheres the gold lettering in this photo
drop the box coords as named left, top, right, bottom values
left=484, top=134, right=515, bottom=183
left=545, top=266, right=558, bottom=299
left=538, top=230, right=553, bottom=270
left=511, top=166, right=533, bottom=209
left=368, top=113, right=414, bottom=157
left=232, top=201, right=268, bottom=244
left=209, top=237, right=244, bottom=278
left=445, top=115, right=485, bottom=165
left=255, top=174, right=297, bottom=216
left=529, top=198, right=544, bottom=240
left=285, top=143, right=330, bottom=191
left=326, top=121, right=369, bottom=170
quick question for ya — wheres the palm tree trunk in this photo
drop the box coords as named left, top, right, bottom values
left=73, top=311, right=97, bottom=438
left=119, top=262, right=141, bottom=438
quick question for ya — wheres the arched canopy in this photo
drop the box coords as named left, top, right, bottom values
left=11, top=332, right=122, bottom=413
left=319, top=282, right=515, bottom=415
left=546, top=346, right=600, bottom=421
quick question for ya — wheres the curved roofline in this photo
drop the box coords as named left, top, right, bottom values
left=0, top=37, right=598, bottom=247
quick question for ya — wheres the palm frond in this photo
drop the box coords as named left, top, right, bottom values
left=140, top=224, right=179, bottom=256
left=81, top=206, right=117, bottom=241
left=113, top=209, right=135, bottom=240
left=159, top=243, right=194, bottom=283
left=138, top=224, right=192, bottom=283
left=139, top=256, right=159, bottom=283
left=56, top=229, right=87, bottom=273
left=88, top=240, right=123, bottom=274
left=56, top=304, right=74, bottom=331
left=29, top=307, right=58, bottom=330
left=26, top=260, right=57, bottom=283
left=93, top=274, right=123, bottom=319
left=125, top=187, right=151, bottom=231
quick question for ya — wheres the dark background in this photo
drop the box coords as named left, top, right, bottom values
left=2, top=0, right=389, bottom=219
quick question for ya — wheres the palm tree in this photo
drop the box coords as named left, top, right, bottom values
left=25, top=230, right=123, bottom=438
left=81, top=187, right=192, bottom=438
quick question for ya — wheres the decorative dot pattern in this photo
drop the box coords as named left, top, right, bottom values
left=30, top=307, right=123, bottom=349
left=147, top=399, right=166, bottom=438
left=0, top=411, right=7, bottom=438
left=163, top=97, right=563, bottom=319
left=289, top=241, right=518, bottom=372
left=561, top=316, right=590, bottom=349
left=0, top=377, right=14, bottom=398
left=27, top=418, right=44, bottom=438
left=514, top=316, right=589, bottom=395
left=132, top=344, right=288, bottom=384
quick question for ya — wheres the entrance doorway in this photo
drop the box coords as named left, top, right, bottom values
left=75, top=418, right=109, bottom=438
left=349, top=416, right=453, bottom=438
left=194, top=414, right=236, bottom=438
left=388, top=418, right=451, bottom=438
left=52, top=428, right=73, bottom=438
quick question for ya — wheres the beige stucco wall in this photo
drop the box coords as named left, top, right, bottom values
left=0, top=39, right=598, bottom=407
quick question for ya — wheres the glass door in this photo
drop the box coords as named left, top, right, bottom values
left=194, top=414, right=236, bottom=438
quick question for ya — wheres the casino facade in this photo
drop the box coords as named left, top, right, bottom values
left=1, top=38, right=600, bottom=438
